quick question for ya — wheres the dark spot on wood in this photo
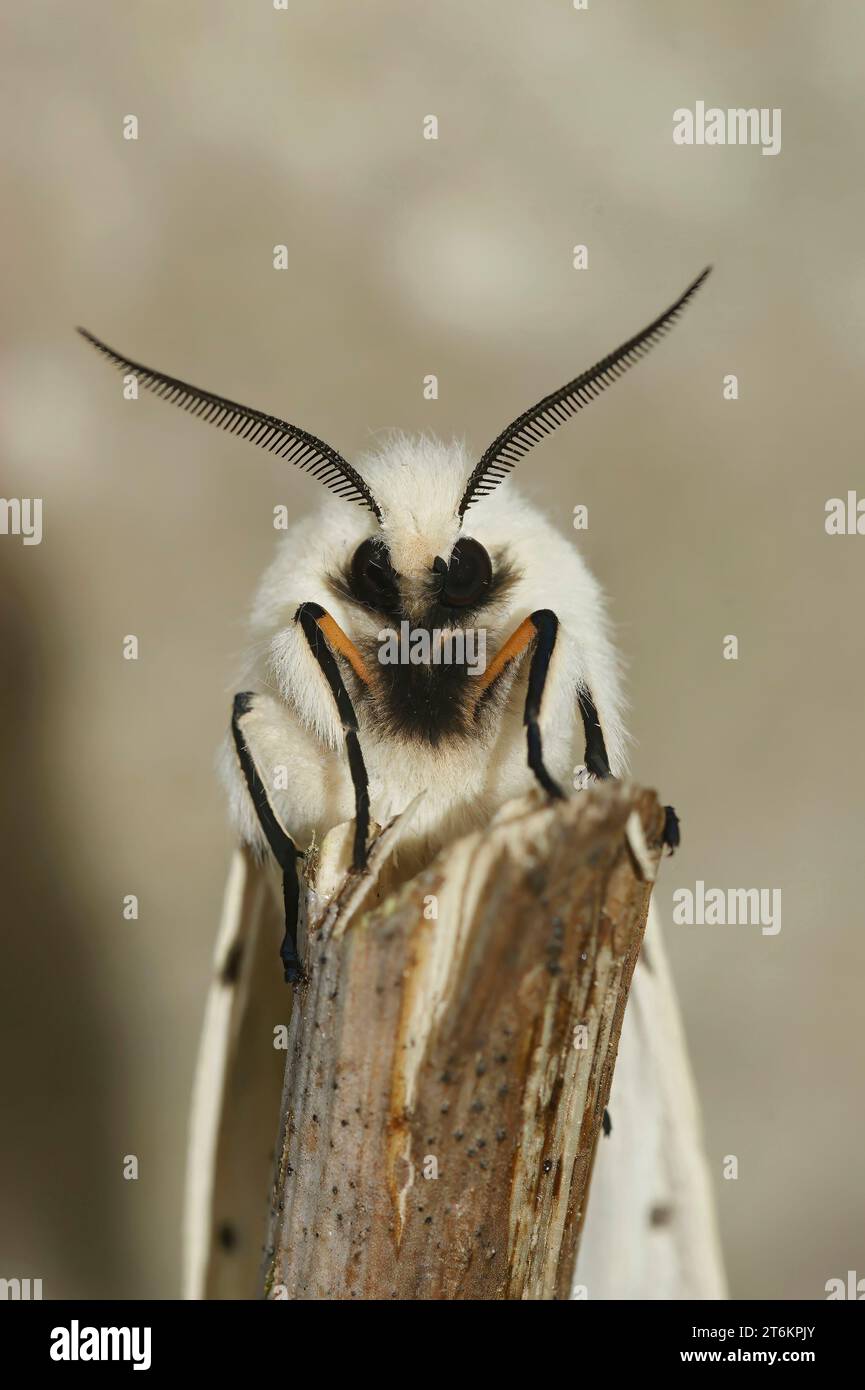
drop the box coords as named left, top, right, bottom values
left=649, top=1203, right=673, bottom=1228
left=220, top=941, right=243, bottom=985
left=552, top=1158, right=563, bottom=1199
left=217, top=1222, right=237, bottom=1251
left=528, top=861, right=547, bottom=895
left=495, top=1128, right=507, bottom=1143
left=543, top=1159, right=553, bottom=1174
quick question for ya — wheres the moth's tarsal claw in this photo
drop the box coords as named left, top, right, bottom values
left=281, top=952, right=303, bottom=986
left=662, top=805, right=681, bottom=854
left=586, top=754, right=613, bottom=780
left=280, top=925, right=302, bottom=985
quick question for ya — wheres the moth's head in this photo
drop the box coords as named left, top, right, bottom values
left=321, top=437, right=521, bottom=745
left=331, top=435, right=515, bottom=629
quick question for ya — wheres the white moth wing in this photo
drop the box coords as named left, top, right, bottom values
left=183, top=846, right=287, bottom=1299
left=574, top=900, right=727, bottom=1299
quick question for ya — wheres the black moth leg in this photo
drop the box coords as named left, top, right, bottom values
left=661, top=806, right=680, bottom=852
left=231, top=693, right=302, bottom=984
left=578, top=686, right=680, bottom=854
left=577, top=687, right=613, bottom=780
left=295, top=602, right=370, bottom=872
left=524, top=609, right=566, bottom=801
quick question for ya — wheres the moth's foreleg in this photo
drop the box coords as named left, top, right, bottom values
left=294, top=602, right=371, bottom=871
left=523, top=609, right=566, bottom=800
left=231, top=693, right=303, bottom=984
left=479, top=608, right=565, bottom=800
left=578, top=687, right=680, bottom=853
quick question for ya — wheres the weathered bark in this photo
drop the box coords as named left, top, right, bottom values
left=262, top=780, right=668, bottom=1301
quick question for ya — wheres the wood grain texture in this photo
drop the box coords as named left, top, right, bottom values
left=263, top=781, right=668, bottom=1300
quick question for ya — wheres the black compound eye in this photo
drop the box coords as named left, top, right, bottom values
left=350, top=537, right=400, bottom=613
left=441, top=537, right=492, bottom=608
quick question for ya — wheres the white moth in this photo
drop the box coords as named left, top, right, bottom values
left=81, top=268, right=725, bottom=1299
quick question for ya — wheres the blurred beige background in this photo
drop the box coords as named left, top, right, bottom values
left=1, top=0, right=863, bottom=1299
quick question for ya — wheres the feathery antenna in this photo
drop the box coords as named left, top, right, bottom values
left=459, top=267, right=711, bottom=516
left=77, top=329, right=382, bottom=520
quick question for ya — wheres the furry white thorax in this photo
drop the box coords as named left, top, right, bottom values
left=220, top=434, right=628, bottom=873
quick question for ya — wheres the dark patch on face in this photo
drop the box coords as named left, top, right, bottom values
left=327, top=541, right=524, bottom=745
left=360, top=634, right=487, bottom=744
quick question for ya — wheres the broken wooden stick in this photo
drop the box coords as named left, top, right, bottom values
left=259, top=780, right=668, bottom=1300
